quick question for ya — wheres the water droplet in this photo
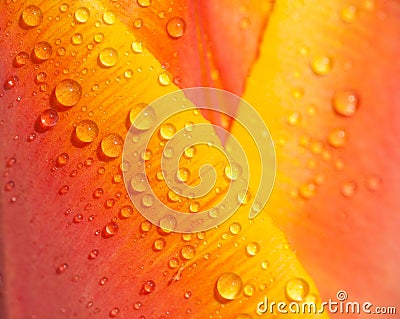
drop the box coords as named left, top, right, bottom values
left=141, top=194, right=154, bottom=207
left=59, top=3, right=68, bottom=12
left=109, top=307, right=119, bottom=317
left=287, top=112, right=301, bottom=126
left=105, top=198, right=115, bottom=208
left=3, top=76, right=18, bottom=90
left=341, top=181, right=357, bottom=198
left=153, top=238, right=166, bottom=251
left=261, top=260, right=269, bottom=269
left=224, top=163, right=242, bottom=181
left=93, top=188, right=104, bottom=198
left=71, top=33, right=83, bottom=45
left=328, top=129, right=346, bottom=147
left=229, top=222, right=242, bottom=235
left=140, top=220, right=152, bottom=232
left=137, top=0, right=151, bottom=7
left=208, top=207, right=219, bottom=218
left=99, top=277, right=108, bottom=285
left=181, top=245, right=196, bottom=260
left=98, top=48, right=119, bottom=67
left=341, top=5, right=357, bottom=22
left=189, top=201, right=200, bottom=213
left=21, top=5, right=43, bottom=27
left=182, top=233, right=192, bottom=241
left=33, top=41, right=52, bottom=61
left=169, top=257, right=179, bottom=268
left=141, top=280, right=156, bottom=294
left=56, top=153, right=69, bottom=167
left=366, top=175, right=381, bottom=191
left=120, top=205, right=134, bottom=218
left=285, top=278, right=309, bottom=301
left=246, top=242, right=260, bottom=256
left=55, top=79, right=82, bottom=107
left=104, top=221, right=119, bottom=236
left=311, top=56, right=332, bottom=75
left=184, top=291, right=192, bottom=299
left=237, top=190, right=251, bottom=205
left=333, top=90, right=358, bottom=116
left=103, top=11, right=116, bottom=25
left=177, top=167, right=191, bottom=182
left=73, top=213, right=83, bottom=223
left=141, top=149, right=152, bottom=161
left=76, top=120, right=99, bottom=143
left=130, top=173, right=147, bottom=193
left=299, top=183, right=316, bottom=199
left=88, top=249, right=99, bottom=259
left=39, top=109, right=58, bottom=128
left=216, top=272, right=243, bottom=300
left=159, top=123, right=176, bottom=140
left=74, top=7, right=90, bottom=23
left=243, top=283, right=255, bottom=297
left=133, top=18, right=143, bottom=28
left=56, top=263, right=68, bottom=274
left=14, top=51, right=29, bottom=67
left=166, top=17, right=186, bottom=38
left=59, top=185, right=69, bottom=195
left=163, top=147, right=174, bottom=159
left=131, top=41, right=143, bottom=53
left=101, top=133, right=124, bottom=158
left=158, top=71, right=172, bottom=86
left=159, top=215, right=177, bottom=231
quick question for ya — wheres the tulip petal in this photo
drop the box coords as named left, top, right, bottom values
left=240, top=0, right=400, bottom=311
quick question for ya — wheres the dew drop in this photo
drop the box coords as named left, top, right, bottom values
left=101, top=133, right=124, bottom=158
left=33, top=41, right=52, bottom=61
left=184, top=291, right=192, bottom=299
left=229, top=222, right=242, bottom=235
left=56, top=263, right=68, bottom=274
left=216, top=272, right=243, bottom=300
left=74, top=7, right=90, bottom=23
left=159, top=123, right=176, bottom=140
left=59, top=3, right=68, bottom=12
left=140, top=220, right=152, bottom=232
left=71, top=33, right=83, bottom=45
left=243, top=284, right=255, bottom=297
left=137, top=0, right=151, bottom=7
left=133, top=302, right=142, bottom=310
left=4, top=181, right=14, bottom=191
left=88, top=249, right=99, bottom=259
left=141, top=194, right=154, bottom=207
left=105, top=198, right=115, bottom=208
left=341, top=181, right=357, bottom=198
left=246, top=242, right=260, bottom=256
left=153, top=238, right=166, bottom=251
left=59, top=185, right=69, bottom=195
left=184, top=146, right=196, bottom=158
left=120, top=205, right=134, bottom=218
left=93, top=188, right=104, bottom=198
left=73, top=213, right=83, bottom=223
left=285, top=278, right=309, bottom=302
left=98, top=48, right=118, bottom=67
left=366, top=175, right=381, bottom=191
left=237, top=190, right=251, bottom=205
left=332, top=90, right=358, bottom=117
left=76, top=120, right=99, bottom=143
left=224, top=162, right=242, bottom=181
left=103, top=11, right=116, bottom=25
left=94, top=32, right=104, bottom=43
left=99, top=277, right=108, bottom=285
left=189, top=201, right=200, bottom=213
left=131, top=41, right=143, bottom=53
left=287, top=112, right=301, bottom=126
left=311, top=56, right=332, bottom=75
left=141, top=280, right=156, bottom=294
left=177, top=167, right=190, bottom=182
left=261, top=260, right=269, bottom=270
left=299, top=183, right=316, bottom=199
left=328, top=129, right=346, bottom=148
left=56, top=153, right=69, bottom=167
left=109, top=307, right=119, bottom=317
left=166, top=17, right=186, bottom=38
left=55, top=79, right=82, bottom=107
left=14, top=51, right=29, bottom=67
left=181, top=245, right=196, bottom=260
left=40, top=109, right=59, bottom=128
left=158, top=71, right=172, bottom=86
left=104, top=221, right=119, bottom=236
left=130, top=173, right=147, bottom=193
left=169, top=257, right=179, bottom=268
left=21, top=5, right=43, bottom=27
left=3, top=76, right=18, bottom=90
left=133, top=18, right=143, bottom=28
left=159, top=215, right=177, bottom=231
left=341, top=5, right=357, bottom=23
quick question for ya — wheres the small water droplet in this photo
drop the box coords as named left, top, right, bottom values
left=56, top=263, right=68, bottom=274
left=285, top=278, right=309, bottom=301
left=14, top=51, right=29, bottom=67
left=59, top=185, right=69, bottom=195
left=40, top=109, right=59, bottom=128
left=74, top=7, right=90, bottom=23
left=328, top=129, right=346, bottom=147
left=246, top=242, right=260, bottom=256
left=141, top=280, right=156, bottom=294
left=88, top=249, right=99, bottom=259
left=98, top=48, right=118, bottom=67
left=133, top=302, right=142, bottom=310
left=3, top=76, right=18, bottom=90
left=243, top=283, right=255, bottom=297
left=137, top=0, right=151, bottom=7
left=131, top=41, right=143, bottom=53
left=177, top=167, right=190, bottom=182
left=224, top=163, right=242, bottom=181
left=341, top=181, right=357, bottom=198
left=299, top=183, right=316, bottom=199
left=33, top=41, right=52, bottom=61
left=101, top=133, right=124, bottom=158
left=103, top=11, right=116, bottom=25
left=169, top=257, right=179, bottom=268
left=71, top=33, right=83, bottom=45
left=184, top=291, right=192, bottom=299
left=216, top=272, right=243, bottom=300
left=119, top=205, right=133, bottom=218
left=73, top=213, right=83, bottom=223
left=153, top=238, right=166, bottom=251
left=55, top=79, right=82, bottom=107
left=159, top=123, right=176, bottom=140
left=229, top=222, right=242, bottom=235
left=311, top=56, right=332, bottom=75
left=130, top=173, right=147, bottom=193
left=333, top=90, right=358, bottom=116
left=366, top=175, right=381, bottom=191
left=166, top=17, right=186, bottom=38
left=133, top=18, right=143, bottom=28
left=99, top=277, right=108, bottom=285
left=109, top=307, right=119, bottom=317
left=104, top=221, right=119, bottom=237
left=181, top=245, right=196, bottom=260
left=21, top=5, right=43, bottom=27
left=140, top=220, right=152, bottom=232
left=76, top=120, right=99, bottom=143
left=158, top=71, right=172, bottom=86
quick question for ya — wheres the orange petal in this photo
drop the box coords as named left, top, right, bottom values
left=241, top=0, right=400, bottom=311
left=0, top=1, right=328, bottom=319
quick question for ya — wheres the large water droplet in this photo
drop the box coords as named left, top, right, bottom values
left=216, top=272, right=243, bottom=300
left=166, top=17, right=186, bottom=38
left=55, top=79, right=82, bottom=107
left=74, top=7, right=90, bottom=23
left=76, top=120, right=99, bottom=143
left=181, top=245, right=196, bottom=260
left=98, top=48, right=118, bottom=67
left=285, top=278, right=309, bottom=301
left=246, top=242, right=260, bottom=256
left=21, top=5, right=43, bottom=27
left=34, top=41, right=52, bottom=61
left=159, top=123, right=176, bottom=140
left=101, top=133, right=124, bottom=158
